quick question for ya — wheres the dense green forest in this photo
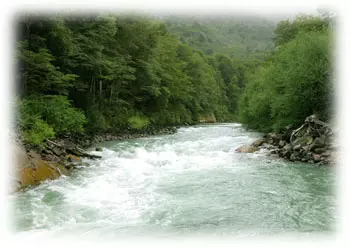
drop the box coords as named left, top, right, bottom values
left=14, top=13, right=333, bottom=147
left=238, top=14, right=333, bottom=132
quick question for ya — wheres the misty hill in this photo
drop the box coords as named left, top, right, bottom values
left=161, top=15, right=277, bottom=59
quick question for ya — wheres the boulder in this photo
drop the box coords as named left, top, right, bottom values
left=280, top=144, right=293, bottom=158
left=251, top=138, right=268, bottom=147
left=312, top=154, right=322, bottom=163
left=51, top=147, right=64, bottom=156
left=95, top=147, right=103, bottom=152
left=32, top=160, right=60, bottom=182
left=292, top=136, right=313, bottom=146
left=290, top=153, right=300, bottom=162
left=278, top=140, right=286, bottom=148
left=305, top=136, right=314, bottom=145
left=235, top=145, right=259, bottom=153
left=309, top=137, right=325, bottom=151
left=293, top=144, right=302, bottom=151
left=281, top=125, right=294, bottom=143
left=17, top=160, right=61, bottom=188
left=18, top=168, right=36, bottom=187
left=267, top=133, right=282, bottom=144
left=302, top=152, right=314, bottom=162
left=305, top=114, right=319, bottom=123
left=282, top=144, right=292, bottom=152
left=314, top=147, right=327, bottom=154
left=66, top=154, right=82, bottom=163
left=269, top=148, right=280, bottom=154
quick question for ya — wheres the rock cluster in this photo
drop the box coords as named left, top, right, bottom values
left=236, top=114, right=337, bottom=166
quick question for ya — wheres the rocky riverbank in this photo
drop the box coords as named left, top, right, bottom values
left=66, top=126, right=178, bottom=148
left=10, top=126, right=178, bottom=193
left=235, top=115, right=338, bottom=166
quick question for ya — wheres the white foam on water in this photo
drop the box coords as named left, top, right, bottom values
left=9, top=124, right=335, bottom=238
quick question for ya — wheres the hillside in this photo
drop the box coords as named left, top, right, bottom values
left=161, top=15, right=276, bottom=59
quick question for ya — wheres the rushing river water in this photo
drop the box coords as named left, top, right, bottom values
left=10, top=124, right=336, bottom=239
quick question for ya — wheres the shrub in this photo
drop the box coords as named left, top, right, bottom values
left=17, top=95, right=87, bottom=147
left=17, top=102, right=55, bottom=147
left=22, top=118, right=55, bottom=147
left=127, top=115, right=150, bottom=130
left=21, top=95, right=87, bottom=135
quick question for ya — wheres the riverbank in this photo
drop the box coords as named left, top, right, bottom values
left=10, top=126, right=178, bottom=193
left=235, top=115, right=338, bottom=166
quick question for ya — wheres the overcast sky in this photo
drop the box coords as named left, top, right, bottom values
left=150, top=8, right=325, bottom=24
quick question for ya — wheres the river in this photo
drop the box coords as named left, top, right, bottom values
left=9, top=124, right=336, bottom=239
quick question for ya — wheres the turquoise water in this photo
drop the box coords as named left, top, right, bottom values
left=10, top=124, right=336, bottom=239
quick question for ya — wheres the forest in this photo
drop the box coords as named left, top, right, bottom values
left=14, top=12, right=333, bottom=147
left=238, top=14, right=333, bottom=132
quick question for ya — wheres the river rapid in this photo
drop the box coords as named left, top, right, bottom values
left=10, top=124, right=336, bottom=239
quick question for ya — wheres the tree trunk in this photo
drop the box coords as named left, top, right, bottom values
left=90, top=76, right=93, bottom=93
left=99, top=68, right=102, bottom=97
left=93, top=76, right=96, bottom=102
left=109, top=84, right=113, bottom=102
left=99, top=80, right=102, bottom=97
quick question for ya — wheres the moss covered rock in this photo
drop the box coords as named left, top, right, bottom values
left=18, top=160, right=65, bottom=188
left=18, top=168, right=36, bottom=187
left=33, top=160, right=60, bottom=181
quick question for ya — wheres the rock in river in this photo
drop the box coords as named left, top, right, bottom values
left=235, top=145, right=259, bottom=153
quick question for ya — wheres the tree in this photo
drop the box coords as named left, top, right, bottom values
left=239, top=25, right=332, bottom=132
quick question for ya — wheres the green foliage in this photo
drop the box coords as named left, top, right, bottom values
left=39, top=96, right=87, bottom=134
left=84, top=105, right=110, bottom=131
left=127, top=115, right=150, bottom=130
left=17, top=100, right=55, bottom=147
left=239, top=17, right=332, bottom=132
left=274, top=15, right=330, bottom=47
left=17, top=41, right=77, bottom=96
left=15, top=14, right=273, bottom=145
left=16, top=13, right=332, bottom=145
left=238, top=66, right=274, bottom=132
left=18, top=96, right=87, bottom=136
left=22, top=119, right=55, bottom=147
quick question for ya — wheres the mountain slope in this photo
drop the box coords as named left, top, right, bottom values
left=162, top=15, right=276, bottom=59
